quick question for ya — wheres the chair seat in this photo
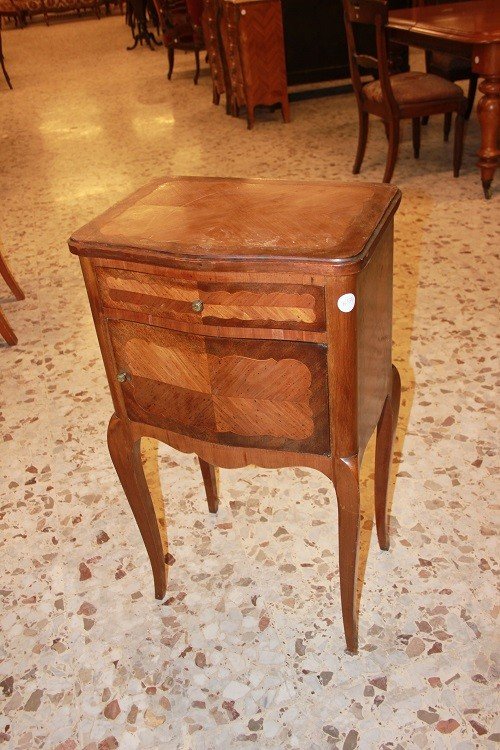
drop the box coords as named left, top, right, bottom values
left=428, top=51, right=471, bottom=79
left=362, top=71, right=465, bottom=106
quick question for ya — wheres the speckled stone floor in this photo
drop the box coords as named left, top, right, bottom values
left=0, top=14, right=498, bottom=750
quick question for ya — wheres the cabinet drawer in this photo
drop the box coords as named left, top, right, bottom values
left=97, top=267, right=326, bottom=332
left=108, top=319, right=330, bottom=455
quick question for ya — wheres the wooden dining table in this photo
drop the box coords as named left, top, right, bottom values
left=388, top=0, right=500, bottom=198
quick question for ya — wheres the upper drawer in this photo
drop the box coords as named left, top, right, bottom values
left=96, top=267, right=326, bottom=332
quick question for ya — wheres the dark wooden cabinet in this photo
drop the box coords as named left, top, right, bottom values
left=281, top=0, right=411, bottom=86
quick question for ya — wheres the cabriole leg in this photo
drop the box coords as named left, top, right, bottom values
left=374, top=365, right=401, bottom=551
left=107, top=414, right=167, bottom=599
left=334, top=455, right=361, bottom=654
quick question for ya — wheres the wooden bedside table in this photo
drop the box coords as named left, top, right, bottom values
left=69, top=176, right=401, bottom=654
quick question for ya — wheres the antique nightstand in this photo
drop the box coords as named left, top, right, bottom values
left=69, top=176, right=401, bottom=654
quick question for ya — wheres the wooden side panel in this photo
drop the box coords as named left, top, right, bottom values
left=356, top=223, right=394, bottom=455
left=202, top=0, right=226, bottom=97
left=107, top=319, right=330, bottom=454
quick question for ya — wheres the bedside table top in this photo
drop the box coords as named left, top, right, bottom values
left=69, top=176, right=400, bottom=275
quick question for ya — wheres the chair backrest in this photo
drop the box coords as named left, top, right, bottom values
left=342, top=0, right=398, bottom=115
left=152, top=0, right=196, bottom=44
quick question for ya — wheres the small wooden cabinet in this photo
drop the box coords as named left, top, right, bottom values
left=69, top=176, right=402, bottom=653
left=220, top=0, right=290, bottom=128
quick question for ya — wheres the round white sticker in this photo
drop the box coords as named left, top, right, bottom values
left=337, top=293, right=355, bottom=313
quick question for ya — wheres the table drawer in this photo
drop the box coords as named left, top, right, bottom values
left=96, top=267, right=326, bottom=332
left=108, top=319, right=330, bottom=455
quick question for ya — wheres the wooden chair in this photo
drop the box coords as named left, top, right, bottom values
left=413, top=0, right=477, bottom=139
left=343, top=0, right=467, bottom=183
left=0, top=245, right=24, bottom=346
left=152, top=0, right=205, bottom=84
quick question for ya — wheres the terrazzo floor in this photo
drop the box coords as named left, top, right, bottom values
left=0, top=14, right=498, bottom=750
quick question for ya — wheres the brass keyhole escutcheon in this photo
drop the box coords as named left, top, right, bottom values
left=116, top=371, right=130, bottom=383
left=192, top=299, right=204, bottom=313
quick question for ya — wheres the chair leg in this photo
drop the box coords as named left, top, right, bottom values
left=443, top=112, right=452, bottom=142
left=167, top=46, right=174, bottom=80
left=0, top=305, right=17, bottom=346
left=453, top=111, right=465, bottom=178
left=212, top=83, right=220, bottom=105
left=465, top=75, right=478, bottom=120
left=383, top=120, right=400, bottom=184
left=0, top=251, right=24, bottom=299
left=353, top=111, right=369, bottom=174
left=421, top=115, right=429, bottom=126
left=412, top=117, right=421, bottom=159
left=193, top=49, right=200, bottom=85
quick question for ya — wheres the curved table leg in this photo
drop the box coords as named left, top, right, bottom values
left=334, top=454, right=361, bottom=655
left=108, top=414, right=167, bottom=599
left=476, top=75, right=499, bottom=199
left=374, top=365, right=401, bottom=551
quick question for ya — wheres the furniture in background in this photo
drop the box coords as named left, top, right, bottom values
left=0, top=0, right=23, bottom=25
left=281, top=0, right=411, bottom=86
left=343, top=0, right=466, bottom=183
left=220, top=0, right=290, bottom=128
left=152, top=0, right=204, bottom=83
left=69, top=175, right=402, bottom=654
left=126, top=0, right=161, bottom=50
left=0, top=242, right=24, bottom=346
left=201, top=0, right=226, bottom=105
left=388, top=0, right=500, bottom=198
left=0, top=0, right=123, bottom=25
left=200, top=0, right=410, bottom=124
left=414, top=0, right=477, bottom=139
left=0, top=26, right=12, bottom=89
left=20, top=0, right=101, bottom=24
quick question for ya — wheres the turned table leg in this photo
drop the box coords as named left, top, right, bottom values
left=334, top=455, right=361, bottom=655
left=374, top=365, right=401, bottom=551
left=198, top=458, right=219, bottom=513
left=107, top=414, right=167, bottom=599
left=476, top=75, right=499, bottom=199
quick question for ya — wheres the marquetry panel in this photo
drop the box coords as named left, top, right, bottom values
left=236, top=0, right=288, bottom=107
left=198, top=281, right=325, bottom=330
left=108, top=320, right=330, bottom=454
left=220, top=0, right=289, bottom=125
left=97, top=267, right=325, bottom=332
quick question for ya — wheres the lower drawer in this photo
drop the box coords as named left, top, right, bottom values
left=108, top=319, right=330, bottom=455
